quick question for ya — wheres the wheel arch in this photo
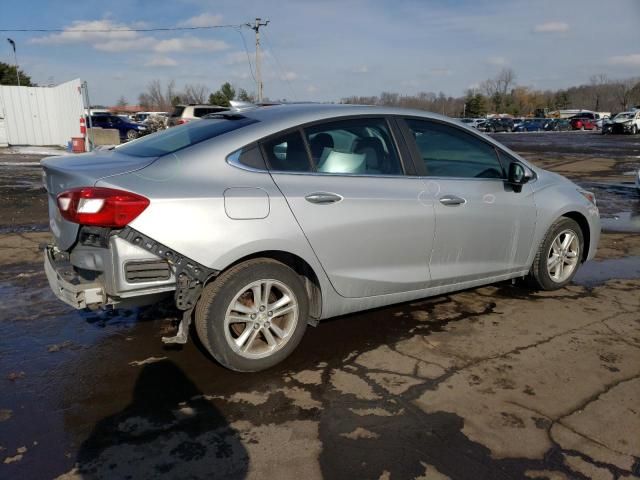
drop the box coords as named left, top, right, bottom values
left=560, top=211, right=591, bottom=262
left=208, top=250, right=323, bottom=324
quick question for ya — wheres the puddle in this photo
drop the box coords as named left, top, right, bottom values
left=573, top=256, right=640, bottom=287
left=600, top=211, right=640, bottom=233
left=579, top=181, right=639, bottom=218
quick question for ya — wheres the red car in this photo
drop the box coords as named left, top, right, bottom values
left=570, top=116, right=596, bottom=130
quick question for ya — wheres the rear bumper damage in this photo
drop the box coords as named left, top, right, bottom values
left=44, top=227, right=219, bottom=344
left=44, top=246, right=105, bottom=309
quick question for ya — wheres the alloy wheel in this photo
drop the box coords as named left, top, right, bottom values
left=223, top=279, right=299, bottom=359
left=546, top=229, right=580, bottom=283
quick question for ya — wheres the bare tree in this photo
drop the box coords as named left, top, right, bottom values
left=612, top=78, right=640, bottom=111
left=116, top=95, right=128, bottom=108
left=183, top=84, right=209, bottom=104
left=589, top=73, right=610, bottom=111
left=138, top=80, right=178, bottom=112
left=481, top=68, right=516, bottom=99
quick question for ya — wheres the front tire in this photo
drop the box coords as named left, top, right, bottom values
left=195, top=258, right=309, bottom=372
left=632, top=125, right=638, bottom=135
left=529, top=217, right=584, bottom=290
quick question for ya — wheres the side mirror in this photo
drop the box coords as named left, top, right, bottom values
left=508, top=162, right=531, bottom=192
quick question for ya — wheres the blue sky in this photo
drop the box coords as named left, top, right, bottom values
left=3, top=0, right=640, bottom=105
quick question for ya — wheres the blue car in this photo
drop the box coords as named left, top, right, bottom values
left=89, top=114, right=149, bottom=142
left=514, top=119, right=545, bottom=132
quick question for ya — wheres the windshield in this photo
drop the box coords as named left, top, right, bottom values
left=116, top=117, right=258, bottom=157
left=614, top=113, right=634, bottom=120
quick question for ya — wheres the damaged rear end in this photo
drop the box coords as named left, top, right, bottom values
left=42, top=150, right=178, bottom=311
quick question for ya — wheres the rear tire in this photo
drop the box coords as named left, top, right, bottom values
left=195, top=258, right=309, bottom=372
left=126, top=129, right=138, bottom=141
left=528, top=217, right=584, bottom=291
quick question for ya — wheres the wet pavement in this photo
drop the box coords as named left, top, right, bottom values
left=0, top=133, right=639, bottom=480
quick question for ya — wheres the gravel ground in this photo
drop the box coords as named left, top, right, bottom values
left=0, top=132, right=639, bottom=480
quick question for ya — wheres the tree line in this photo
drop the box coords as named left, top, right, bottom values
left=137, top=81, right=256, bottom=112
left=342, top=69, right=640, bottom=117
left=3, top=61, right=639, bottom=117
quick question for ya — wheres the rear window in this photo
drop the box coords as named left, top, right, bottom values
left=116, top=117, right=258, bottom=157
left=194, top=107, right=228, bottom=117
left=170, top=106, right=186, bottom=118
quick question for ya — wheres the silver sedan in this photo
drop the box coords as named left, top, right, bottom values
left=42, top=104, right=600, bottom=371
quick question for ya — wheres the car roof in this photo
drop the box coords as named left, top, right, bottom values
left=239, top=103, right=455, bottom=130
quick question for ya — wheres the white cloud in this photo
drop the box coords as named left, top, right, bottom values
left=280, top=71, right=298, bottom=81
left=486, top=56, right=507, bottom=66
left=533, top=21, right=569, bottom=33
left=30, top=19, right=228, bottom=54
left=178, top=13, right=223, bottom=28
left=351, top=65, right=369, bottom=74
left=95, top=37, right=155, bottom=52
left=608, top=53, right=640, bottom=67
left=154, top=37, right=228, bottom=53
left=30, top=20, right=139, bottom=44
left=306, top=84, right=318, bottom=93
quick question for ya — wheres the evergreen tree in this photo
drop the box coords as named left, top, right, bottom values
left=209, top=82, right=236, bottom=107
left=0, top=62, right=34, bottom=86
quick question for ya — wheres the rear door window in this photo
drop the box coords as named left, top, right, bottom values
left=262, top=131, right=313, bottom=172
left=404, top=119, right=505, bottom=179
left=303, top=118, right=403, bottom=175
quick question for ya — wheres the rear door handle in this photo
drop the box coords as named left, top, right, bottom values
left=439, top=195, right=466, bottom=206
left=305, top=192, right=343, bottom=204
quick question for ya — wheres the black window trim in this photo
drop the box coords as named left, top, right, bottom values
left=256, top=115, right=415, bottom=178
left=396, top=115, right=511, bottom=181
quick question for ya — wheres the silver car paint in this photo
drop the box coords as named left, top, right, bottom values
left=44, top=104, right=600, bottom=320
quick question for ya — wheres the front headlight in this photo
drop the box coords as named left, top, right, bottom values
left=577, top=188, right=596, bottom=206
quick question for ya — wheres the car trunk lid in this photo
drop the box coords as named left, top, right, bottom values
left=41, top=150, right=157, bottom=250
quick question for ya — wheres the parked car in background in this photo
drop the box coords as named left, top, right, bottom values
left=484, top=118, right=514, bottom=132
left=594, top=113, right=610, bottom=129
left=514, top=118, right=545, bottom=132
left=459, top=118, right=485, bottom=129
left=601, top=115, right=616, bottom=134
left=89, top=114, right=148, bottom=142
left=609, top=111, right=640, bottom=134
left=134, top=112, right=168, bottom=124
left=570, top=116, right=596, bottom=131
left=167, top=104, right=229, bottom=127
left=511, top=118, right=525, bottom=131
left=544, top=118, right=572, bottom=131
left=42, top=104, right=600, bottom=371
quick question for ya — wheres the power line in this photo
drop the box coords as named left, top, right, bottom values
left=0, top=25, right=247, bottom=33
left=261, top=28, right=297, bottom=101
left=234, top=28, right=257, bottom=87
left=247, top=18, right=269, bottom=102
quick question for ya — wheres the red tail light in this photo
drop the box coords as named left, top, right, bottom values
left=57, top=187, right=150, bottom=227
left=177, top=119, right=189, bottom=125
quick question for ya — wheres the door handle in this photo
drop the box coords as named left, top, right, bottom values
left=439, top=195, right=466, bottom=206
left=305, top=192, right=343, bottom=204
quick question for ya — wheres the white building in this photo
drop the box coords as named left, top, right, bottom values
left=0, top=79, right=85, bottom=147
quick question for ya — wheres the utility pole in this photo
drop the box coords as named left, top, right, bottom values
left=248, top=18, right=269, bottom=102
left=6, top=38, right=20, bottom=87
